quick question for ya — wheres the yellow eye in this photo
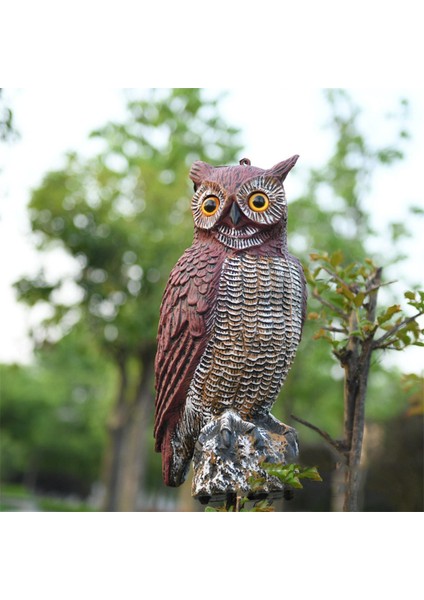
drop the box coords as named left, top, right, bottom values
left=201, top=195, right=220, bottom=216
left=248, top=192, right=269, bottom=212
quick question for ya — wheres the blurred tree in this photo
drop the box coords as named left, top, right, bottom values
left=288, top=89, right=410, bottom=264
left=279, top=90, right=422, bottom=510
left=14, top=88, right=242, bottom=511
left=0, top=323, right=114, bottom=497
left=304, top=253, right=423, bottom=510
left=0, top=88, right=19, bottom=142
left=402, top=373, right=424, bottom=417
left=277, top=89, right=413, bottom=437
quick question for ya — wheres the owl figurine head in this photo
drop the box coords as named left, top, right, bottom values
left=189, top=155, right=299, bottom=251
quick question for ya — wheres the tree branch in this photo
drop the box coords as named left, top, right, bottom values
left=323, top=326, right=348, bottom=334
left=366, top=279, right=397, bottom=294
left=321, top=266, right=354, bottom=290
left=312, top=289, right=349, bottom=321
left=372, top=311, right=424, bottom=349
left=291, top=414, right=347, bottom=459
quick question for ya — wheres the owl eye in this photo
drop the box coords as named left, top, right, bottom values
left=201, top=195, right=220, bottom=216
left=248, top=192, right=270, bottom=212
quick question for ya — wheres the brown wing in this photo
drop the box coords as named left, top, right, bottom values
left=154, top=239, right=226, bottom=453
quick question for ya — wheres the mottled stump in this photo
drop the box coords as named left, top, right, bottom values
left=192, top=409, right=299, bottom=504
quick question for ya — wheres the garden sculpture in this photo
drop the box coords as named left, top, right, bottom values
left=154, top=156, right=306, bottom=502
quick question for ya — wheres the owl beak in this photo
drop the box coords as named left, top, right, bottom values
left=229, top=202, right=242, bottom=226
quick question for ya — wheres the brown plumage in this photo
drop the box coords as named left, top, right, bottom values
left=154, top=156, right=307, bottom=486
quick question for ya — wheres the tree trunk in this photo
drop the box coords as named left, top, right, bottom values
left=343, top=310, right=360, bottom=451
left=342, top=268, right=382, bottom=511
left=331, top=462, right=346, bottom=512
left=343, top=343, right=373, bottom=511
left=118, top=354, right=155, bottom=512
left=102, top=354, right=129, bottom=512
left=101, top=350, right=155, bottom=512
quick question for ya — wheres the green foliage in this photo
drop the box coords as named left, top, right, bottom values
left=14, top=89, right=242, bottom=358
left=402, top=373, right=424, bottom=416
left=305, top=250, right=424, bottom=356
left=302, top=247, right=423, bottom=509
left=0, top=89, right=19, bottom=142
left=7, top=89, right=243, bottom=504
left=275, top=90, right=414, bottom=442
left=0, top=484, right=97, bottom=512
left=0, top=324, right=114, bottom=494
left=204, top=463, right=322, bottom=512
left=262, top=463, right=322, bottom=489
left=37, top=497, right=97, bottom=512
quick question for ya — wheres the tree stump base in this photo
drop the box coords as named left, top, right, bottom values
left=192, top=409, right=299, bottom=504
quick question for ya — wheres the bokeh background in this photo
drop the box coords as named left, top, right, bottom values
left=1, top=88, right=423, bottom=511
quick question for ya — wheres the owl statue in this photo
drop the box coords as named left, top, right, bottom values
left=154, top=156, right=307, bottom=487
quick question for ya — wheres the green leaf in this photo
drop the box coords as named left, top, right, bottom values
left=239, top=496, right=249, bottom=509
left=330, top=250, right=344, bottom=267
left=310, top=252, right=328, bottom=262
left=248, top=500, right=275, bottom=512
left=336, top=284, right=356, bottom=301
left=313, top=329, right=333, bottom=343
left=248, top=475, right=266, bottom=491
left=288, top=477, right=303, bottom=489
left=404, top=291, right=416, bottom=300
left=262, top=463, right=322, bottom=489
left=353, top=292, right=366, bottom=308
left=299, top=466, right=323, bottom=481
left=308, top=312, right=320, bottom=320
left=377, top=304, right=402, bottom=325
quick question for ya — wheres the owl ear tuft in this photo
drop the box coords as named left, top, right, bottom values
left=189, top=161, right=214, bottom=191
left=267, top=155, right=299, bottom=182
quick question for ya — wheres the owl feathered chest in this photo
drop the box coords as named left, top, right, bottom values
left=215, top=253, right=287, bottom=347
left=187, top=251, right=304, bottom=419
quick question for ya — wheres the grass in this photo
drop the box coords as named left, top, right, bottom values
left=0, top=483, right=97, bottom=512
